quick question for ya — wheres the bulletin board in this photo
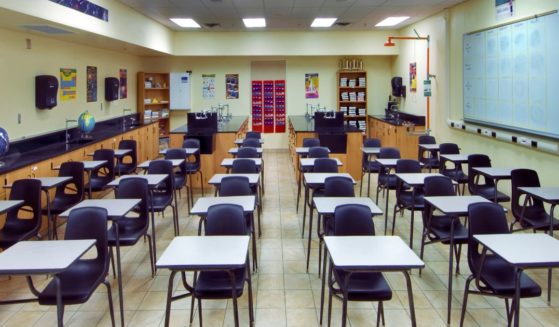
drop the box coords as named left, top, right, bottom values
left=170, top=72, right=191, bottom=110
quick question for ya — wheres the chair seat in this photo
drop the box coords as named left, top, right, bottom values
left=333, top=270, right=392, bottom=301
left=42, top=197, right=81, bottom=216
left=107, top=218, right=147, bottom=246
left=0, top=221, right=39, bottom=248
left=194, top=269, right=246, bottom=299
left=420, top=157, right=440, bottom=168
left=426, top=215, right=469, bottom=244
left=442, top=170, right=468, bottom=183
left=479, top=256, right=542, bottom=298
left=150, top=194, right=173, bottom=211
left=85, top=177, right=112, bottom=192
left=397, top=191, right=425, bottom=209
left=116, top=163, right=136, bottom=175
left=38, top=261, right=106, bottom=305
left=363, top=161, right=381, bottom=173
left=518, top=207, right=559, bottom=230
left=379, top=175, right=398, bottom=189
left=173, top=174, right=186, bottom=189
left=185, top=162, right=200, bottom=172
left=473, top=186, right=511, bottom=202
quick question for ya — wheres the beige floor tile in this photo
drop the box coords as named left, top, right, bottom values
left=286, top=308, right=318, bottom=327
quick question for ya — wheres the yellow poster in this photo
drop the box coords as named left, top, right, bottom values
left=60, top=68, right=77, bottom=100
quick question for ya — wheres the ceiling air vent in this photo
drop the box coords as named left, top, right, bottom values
left=334, top=22, right=351, bottom=27
left=204, top=23, right=221, bottom=28
left=20, top=25, right=73, bottom=34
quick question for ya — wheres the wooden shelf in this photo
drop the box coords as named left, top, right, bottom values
left=338, top=70, right=368, bottom=134
left=339, top=86, right=367, bottom=89
left=344, top=116, right=367, bottom=119
left=145, top=87, right=169, bottom=90
left=138, top=72, right=171, bottom=138
left=339, top=101, right=366, bottom=103
left=144, top=101, right=169, bottom=106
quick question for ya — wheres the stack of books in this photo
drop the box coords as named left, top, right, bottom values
left=340, top=107, right=348, bottom=115
left=341, top=92, right=349, bottom=101
left=348, top=107, right=357, bottom=116
left=358, top=108, right=366, bottom=116
left=349, top=92, right=357, bottom=102
left=357, top=92, right=365, bottom=102
left=358, top=77, right=366, bottom=87
left=358, top=121, right=367, bottom=131
left=348, top=79, right=356, bottom=87
left=340, top=78, right=348, bottom=87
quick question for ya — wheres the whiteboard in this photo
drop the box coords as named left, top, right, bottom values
left=170, top=72, right=191, bottom=110
left=463, top=11, right=559, bottom=139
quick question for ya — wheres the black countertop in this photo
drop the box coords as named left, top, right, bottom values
left=288, top=116, right=362, bottom=133
left=171, top=116, right=248, bottom=134
left=0, top=115, right=157, bottom=175
left=369, top=113, right=425, bottom=126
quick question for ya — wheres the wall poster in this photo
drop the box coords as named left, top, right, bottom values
left=496, top=0, right=514, bottom=20
left=49, top=0, right=109, bottom=21
left=305, top=73, right=319, bottom=99
left=202, top=74, right=215, bottom=99
left=60, top=68, right=77, bottom=101
left=86, top=66, right=97, bottom=102
left=409, top=62, right=417, bottom=92
left=119, top=69, right=127, bottom=99
left=226, top=74, right=239, bottom=99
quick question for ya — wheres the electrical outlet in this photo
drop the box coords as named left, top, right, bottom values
left=17, top=113, right=21, bottom=124
left=519, top=137, right=531, bottom=145
left=482, top=129, right=491, bottom=136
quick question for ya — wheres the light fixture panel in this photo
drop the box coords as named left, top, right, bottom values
left=311, top=18, right=337, bottom=28
left=375, top=16, right=410, bottom=27
left=243, top=18, right=266, bottom=28
left=170, top=18, right=201, bottom=28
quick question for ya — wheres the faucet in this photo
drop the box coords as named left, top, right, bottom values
left=122, top=108, right=132, bottom=130
left=65, top=119, right=78, bottom=145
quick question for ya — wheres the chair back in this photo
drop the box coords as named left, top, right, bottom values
left=147, top=160, right=175, bottom=195
left=467, top=202, right=508, bottom=274
left=205, top=204, right=247, bottom=236
left=324, top=176, right=354, bottom=197
left=237, top=147, right=259, bottom=159
left=245, top=131, right=261, bottom=139
left=115, top=177, right=150, bottom=232
left=418, top=135, right=436, bottom=145
left=467, top=154, right=493, bottom=194
left=308, top=146, right=329, bottom=158
left=231, top=159, right=258, bottom=174
left=118, top=139, right=138, bottom=167
left=418, top=135, right=436, bottom=162
left=395, top=159, right=421, bottom=173
left=511, top=169, right=544, bottom=220
left=165, top=148, right=188, bottom=174
left=55, top=161, right=85, bottom=203
left=439, top=143, right=460, bottom=155
left=219, top=176, right=252, bottom=196
left=378, top=147, right=400, bottom=177
left=5, top=179, right=42, bottom=237
left=424, top=175, right=455, bottom=196
left=362, top=138, right=381, bottom=166
left=183, top=138, right=201, bottom=167
left=242, top=138, right=261, bottom=148
left=92, top=149, right=115, bottom=180
left=334, top=204, right=375, bottom=236
left=302, top=138, right=320, bottom=148
left=312, top=158, right=338, bottom=173
left=65, top=207, right=109, bottom=275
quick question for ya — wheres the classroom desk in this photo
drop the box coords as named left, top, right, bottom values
left=322, top=236, right=424, bottom=327
left=294, top=147, right=331, bottom=213
left=157, top=236, right=252, bottom=327
left=474, top=234, right=559, bottom=327
left=0, top=239, right=95, bottom=327
left=221, top=158, right=263, bottom=170
left=439, top=154, right=469, bottom=164
left=159, top=148, right=199, bottom=156
left=60, top=198, right=140, bottom=327
left=228, top=147, right=263, bottom=156
left=191, top=196, right=256, bottom=233
left=472, top=167, right=513, bottom=202
left=137, top=159, right=185, bottom=169
left=375, top=159, right=399, bottom=234
left=395, top=173, right=446, bottom=248
left=52, top=160, right=108, bottom=200
left=295, top=147, right=331, bottom=155
left=299, top=157, right=343, bottom=170
left=424, top=195, right=491, bottom=324
left=310, top=197, right=383, bottom=274
left=87, top=149, right=132, bottom=176
left=418, top=144, right=439, bottom=172
left=234, top=138, right=264, bottom=146
left=360, top=147, right=381, bottom=197
left=302, top=173, right=355, bottom=238
left=0, top=200, right=23, bottom=214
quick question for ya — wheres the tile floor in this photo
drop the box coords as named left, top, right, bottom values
left=1, top=150, right=559, bottom=326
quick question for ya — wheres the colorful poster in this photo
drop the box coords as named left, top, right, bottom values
left=49, top=0, right=109, bottom=21
left=305, top=73, right=319, bottom=99
left=202, top=74, right=215, bottom=99
left=496, top=0, right=514, bottom=20
left=409, top=63, right=417, bottom=92
left=119, top=69, right=127, bottom=99
left=86, top=66, right=97, bottom=102
left=226, top=74, right=239, bottom=99
left=60, top=68, right=77, bottom=101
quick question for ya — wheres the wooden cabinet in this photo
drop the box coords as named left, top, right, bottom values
left=368, top=116, right=425, bottom=159
left=338, top=71, right=367, bottom=134
left=137, top=72, right=170, bottom=139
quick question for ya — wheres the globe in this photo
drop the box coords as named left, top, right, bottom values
left=78, top=111, right=96, bottom=135
left=0, top=127, right=8, bottom=167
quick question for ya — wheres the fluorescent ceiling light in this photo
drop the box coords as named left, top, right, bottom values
left=311, top=18, right=337, bottom=28
left=375, top=16, right=410, bottom=27
left=243, top=18, right=266, bottom=28
left=170, top=18, right=201, bottom=28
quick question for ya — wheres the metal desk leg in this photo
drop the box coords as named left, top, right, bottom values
left=44, top=189, right=52, bottom=240
left=150, top=190, right=157, bottom=272
left=319, top=249, right=328, bottom=325
left=410, top=187, right=416, bottom=248
left=514, top=268, right=522, bottom=327
left=228, top=270, right=240, bottom=327
left=447, top=217, right=456, bottom=325
left=114, top=221, right=125, bottom=327
left=302, top=184, right=309, bottom=238
left=548, top=204, right=557, bottom=302
left=55, top=276, right=63, bottom=327
left=164, top=271, right=178, bottom=327
left=403, top=270, right=417, bottom=327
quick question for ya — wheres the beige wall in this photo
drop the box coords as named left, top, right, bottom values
left=142, top=55, right=393, bottom=148
left=391, top=0, right=559, bottom=189
left=0, top=27, right=142, bottom=140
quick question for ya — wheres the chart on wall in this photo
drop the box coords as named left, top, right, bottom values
left=463, top=10, right=559, bottom=139
left=170, top=72, right=191, bottom=110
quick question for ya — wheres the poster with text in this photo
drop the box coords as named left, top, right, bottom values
left=202, top=74, right=215, bottom=99
left=496, top=0, right=514, bottom=20
left=60, top=68, right=77, bottom=101
left=409, top=63, right=417, bottom=92
left=120, top=69, right=127, bottom=99
left=226, top=74, right=239, bottom=99
left=305, top=73, right=319, bottom=99
left=86, top=66, right=97, bottom=102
